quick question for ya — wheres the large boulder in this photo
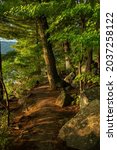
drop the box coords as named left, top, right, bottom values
left=58, top=100, right=100, bottom=150
left=55, top=90, right=74, bottom=107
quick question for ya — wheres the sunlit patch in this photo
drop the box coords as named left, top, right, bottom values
left=78, top=114, right=100, bottom=136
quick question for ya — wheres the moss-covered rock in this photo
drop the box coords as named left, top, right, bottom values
left=58, top=100, right=100, bottom=150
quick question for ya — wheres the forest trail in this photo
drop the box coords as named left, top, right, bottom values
left=9, top=85, right=78, bottom=150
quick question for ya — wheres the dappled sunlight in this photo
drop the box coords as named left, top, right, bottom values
left=1, top=0, right=100, bottom=149
left=76, top=114, right=100, bottom=136
left=9, top=85, right=77, bottom=150
left=63, top=114, right=100, bottom=137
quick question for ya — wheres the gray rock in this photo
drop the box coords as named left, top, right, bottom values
left=55, top=90, right=74, bottom=107
left=58, top=100, right=100, bottom=150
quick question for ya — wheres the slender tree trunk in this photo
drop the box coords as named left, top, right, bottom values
left=1, top=79, right=10, bottom=126
left=0, top=41, right=3, bottom=101
left=86, top=48, right=93, bottom=72
left=35, top=18, right=40, bottom=45
left=97, top=49, right=100, bottom=69
left=38, top=15, right=61, bottom=89
left=35, top=18, right=41, bottom=75
left=78, top=61, right=82, bottom=93
left=63, top=41, right=71, bottom=70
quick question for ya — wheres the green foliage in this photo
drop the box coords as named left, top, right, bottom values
left=71, top=94, right=81, bottom=106
left=2, top=39, right=45, bottom=97
left=74, top=72, right=100, bottom=85
left=49, top=3, right=92, bottom=31
left=1, top=0, right=100, bottom=97
left=9, top=1, right=60, bottom=18
left=0, top=111, right=10, bottom=150
left=48, top=1, right=100, bottom=72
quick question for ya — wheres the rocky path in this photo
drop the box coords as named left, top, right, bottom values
left=9, top=85, right=78, bottom=150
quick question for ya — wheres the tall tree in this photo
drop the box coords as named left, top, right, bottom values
left=63, top=40, right=71, bottom=71
left=38, top=15, right=62, bottom=89
left=48, top=1, right=100, bottom=90
left=1, top=0, right=100, bottom=93
left=3, top=0, right=65, bottom=89
left=86, top=48, right=93, bottom=72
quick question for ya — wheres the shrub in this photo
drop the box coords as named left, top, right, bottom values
left=0, top=110, right=10, bottom=150
left=74, top=72, right=100, bottom=86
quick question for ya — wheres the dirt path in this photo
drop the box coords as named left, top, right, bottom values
left=9, top=85, right=78, bottom=150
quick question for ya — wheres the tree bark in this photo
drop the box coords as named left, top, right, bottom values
left=86, top=48, right=93, bottom=72
left=78, top=61, right=83, bottom=92
left=63, top=41, right=71, bottom=70
left=38, top=15, right=61, bottom=89
left=1, top=78, right=10, bottom=126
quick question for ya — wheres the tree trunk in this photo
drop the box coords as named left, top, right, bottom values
left=78, top=61, right=82, bottom=93
left=86, top=48, right=93, bottom=72
left=63, top=41, right=71, bottom=70
left=35, top=18, right=41, bottom=75
left=38, top=15, right=61, bottom=89
left=97, top=49, right=100, bottom=69
left=0, top=41, right=3, bottom=101
left=1, top=78, right=10, bottom=126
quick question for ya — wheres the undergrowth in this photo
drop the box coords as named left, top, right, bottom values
left=0, top=110, right=10, bottom=150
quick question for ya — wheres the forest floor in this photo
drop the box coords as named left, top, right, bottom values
left=9, top=85, right=79, bottom=150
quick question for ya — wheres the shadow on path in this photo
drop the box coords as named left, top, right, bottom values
left=9, top=85, right=78, bottom=150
